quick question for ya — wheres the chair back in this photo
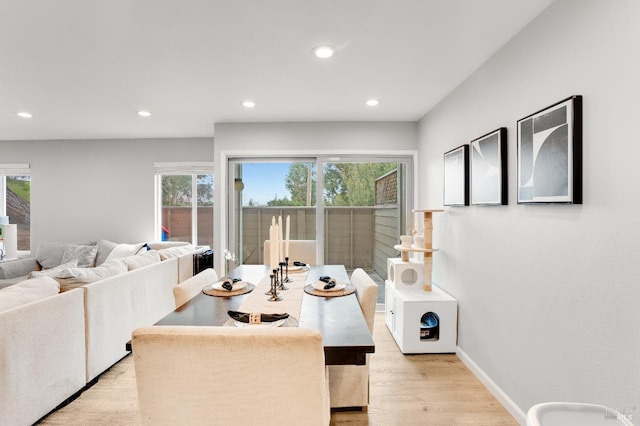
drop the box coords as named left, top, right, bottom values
left=132, top=326, right=330, bottom=426
left=172, top=268, right=218, bottom=308
left=350, top=268, right=378, bottom=334
left=264, top=239, right=317, bottom=265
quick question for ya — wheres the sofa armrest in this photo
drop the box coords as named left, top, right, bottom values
left=0, top=258, right=39, bottom=280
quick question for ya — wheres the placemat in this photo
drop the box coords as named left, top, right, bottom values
left=223, top=315, right=299, bottom=328
left=202, top=283, right=255, bottom=297
left=304, top=284, right=356, bottom=297
left=284, top=265, right=309, bottom=274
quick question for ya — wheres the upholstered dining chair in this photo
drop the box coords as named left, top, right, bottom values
left=328, top=268, right=378, bottom=409
left=263, top=239, right=317, bottom=266
left=172, top=268, right=218, bottom=308
left=131, top=326, right=330, bottom=426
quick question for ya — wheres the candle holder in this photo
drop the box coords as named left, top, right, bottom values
left=268, top=273, right=282, bottom=302
left=278, top=262, right=289, bottom=290
left=283, top=256, right=292, bottom=283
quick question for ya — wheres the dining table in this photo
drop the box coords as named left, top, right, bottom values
left=126, top=264, right=375, bottom=365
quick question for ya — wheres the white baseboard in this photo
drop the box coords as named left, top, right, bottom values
left=456, top=346, right=526, bottom=425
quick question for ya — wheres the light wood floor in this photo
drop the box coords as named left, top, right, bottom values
left=37, top=312, right=516, bottom=425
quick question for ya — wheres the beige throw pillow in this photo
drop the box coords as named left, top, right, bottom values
left=123, top=250, right=161, bottom=270
left=104, top=242, right=148, bottom=262
left=158, top=245, right=196, bottom=260
left=61, top=244, right=98, bottom=268
left=28, top=260, right=78, bottom=279
left=55, top=260, right=128, bottom=290
left=0, top=276, right=60, bottom=313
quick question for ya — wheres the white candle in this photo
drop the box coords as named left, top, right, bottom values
left=285, top=215, right=290, bottom=258
left=270, top=225, right=277, bottom=269
left=278, top=215, right=283, bottom=262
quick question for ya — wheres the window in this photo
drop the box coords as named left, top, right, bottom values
left=154, top=163, right=214, bottom=247
left=0, top=164, right=31, bottom=251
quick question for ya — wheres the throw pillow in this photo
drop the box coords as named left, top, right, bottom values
left=95, top=239, right=119, bottom=266
left=158, top=245, right=196, bottom=260
left=27, top=260, right=78, bottom=279
left=55, top=259, right=128, bottom=289
left=61, top=244, right=98, bottom=268
left=0, top=276, right=60, bottom=313
left=123, top=250, right=161, bottom=271
left=35, top=241, right=95, bottom=269
left=104, top=242, right=148, bottom=262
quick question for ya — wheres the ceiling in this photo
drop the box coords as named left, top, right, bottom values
left=0, top=0, right=555, bottom=141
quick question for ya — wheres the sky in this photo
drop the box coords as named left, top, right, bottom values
left=240, top=163, right=291, bottom=205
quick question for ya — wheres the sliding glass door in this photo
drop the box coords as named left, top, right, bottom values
left=227, top=155, right=412, bottom=285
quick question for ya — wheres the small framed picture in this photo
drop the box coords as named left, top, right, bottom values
left=470, top=128, right=508, bottom=206
left=517, top=95, right=582, bottom=204
left=443, top=145, right=469, bottom=206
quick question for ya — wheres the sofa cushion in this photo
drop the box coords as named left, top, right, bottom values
left=95, top=239, right=119, bottom=266
left=27, top=260, right=78, bottom=279
left=35, top=241, right=95, bottom=269
left=55, top=260, right=128, bottom=291
left=61, top=244, right=98, bottom=268
left=0, top=276, right=60, bottom=313
left=123, top=250, right=161, bottom=271
left=104, top=242, right=148, bottom=262
left=158, top=245, right=196, bottom=260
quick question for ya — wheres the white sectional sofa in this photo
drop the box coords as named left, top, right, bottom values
left=0, top=241, right=205, bottom=426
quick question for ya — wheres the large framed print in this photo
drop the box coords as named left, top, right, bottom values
left=470, top=127, right=507, bottom=205
left=517, top=95, right=582, bottom=204
left=443, top=145, right=469, bottom=206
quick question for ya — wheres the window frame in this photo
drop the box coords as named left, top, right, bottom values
left=154, top=162, right=214, bottom=245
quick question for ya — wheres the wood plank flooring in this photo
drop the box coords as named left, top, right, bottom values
left=37, top=312, right=516, bottom=425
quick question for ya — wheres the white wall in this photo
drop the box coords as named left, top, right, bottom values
left=2, top=138, right=213, bottom=248
left=212, top=121, right=418, bottom=271
left=418, top=0, right=640, bottom=421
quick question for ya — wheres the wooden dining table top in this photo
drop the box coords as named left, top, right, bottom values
left=128, top=264, right=375, bottom=365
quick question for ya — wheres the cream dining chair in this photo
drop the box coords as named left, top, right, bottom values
left=263, top=239, right=317, bottom=266
left=132, top=326, right=330, bottom=426
left=172, top=268, right=218, bottom=308
left=327, top=268, right=378, bottom=409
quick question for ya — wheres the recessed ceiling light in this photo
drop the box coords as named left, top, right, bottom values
left=16, top=111, right=33, bottom=118
left=242, top=100, right=256, bottom=108
left=312, top=45, right=335, bottom=59
left=366, top=99, right=380, bottom=107
left=137, top=110, right=151, bottom=117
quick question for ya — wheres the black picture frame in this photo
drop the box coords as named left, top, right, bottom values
left=443, top=144, right=469, bottom=206
left=470, top=127, right=508, bottom=206
left=517, top=95, right=582, bottom=204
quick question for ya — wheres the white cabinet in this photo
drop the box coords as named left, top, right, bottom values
left=385, top=280, right=458, bottom=354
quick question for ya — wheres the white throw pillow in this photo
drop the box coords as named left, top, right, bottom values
left=104, top=242, right=148, bottom=262
left=61, top=244, right=98, bottom=268
left=27, top=260, right=78, bottom=279
left=0, top=276, right=60, bottom=313
left=95, top=239, right=119, bottom=266
left=56, top=260, right=128, bottom=286
left=123, top=250, right=161, bottom=270
left=158, top=245, right=196, bottom=260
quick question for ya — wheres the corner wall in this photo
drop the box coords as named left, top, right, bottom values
left=1, top=138, right=213, bottom=248
left=418, top=0, right=640, bottom=421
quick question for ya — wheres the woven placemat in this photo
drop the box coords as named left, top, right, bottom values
left=223, top=316, right=299, bottom=328
left=304, top=284, right=356, bottom=297
left=285, top=265, right=309, bottom=274
left=202, top=283, right=255, bottom=297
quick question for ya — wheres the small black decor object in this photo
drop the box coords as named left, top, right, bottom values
left=443, top=145, right=470, bottom=206
left=517, top=95, right=583, bottom=204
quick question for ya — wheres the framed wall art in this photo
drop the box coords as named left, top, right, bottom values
left=443, top=144, right=469, bottom=206
left=470, top=127, right=507, bottom=205
left=517, top=95, right=582, bottom=204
